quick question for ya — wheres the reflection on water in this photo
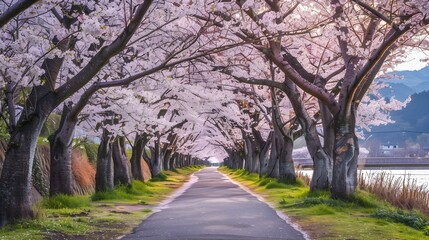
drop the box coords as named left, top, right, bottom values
left=297, top=168, right=429, bottom=189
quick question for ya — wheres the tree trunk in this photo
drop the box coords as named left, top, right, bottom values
left=150, top=138, right=163, bottom=177
left=320, top=100, right=335, bottom=186
left=331, top=108, right=359, bottom=198
left=304, top=122, right=331, bottom=191
left=130, top=133, right=149, bottom=182
left=243, top=131, right=258, bottom=173
left=95, top=132, right=114, bottom=192
left=163, top=149, right=172, bottom=171
left=267, top=133, right=280, bottom=179
left=175, top=153, right=181, bottom=168
left=112, top=137, right=131, bottom=186
left=252, top=129, right=273, bottom=177
left=228, top=150, right=243, bottom=169
left=282, top=80, right=330, bottom=191
left=272, top=116, right=296, bottom=183
left=0, top=87, right=54, bottom=227
left=48, top=102, right=76, bottom=196
left=169, top=152, right=177, bottom=170
left=270, top=94, right=295, bottom=183
left=279, top=135, right=295, bottom=183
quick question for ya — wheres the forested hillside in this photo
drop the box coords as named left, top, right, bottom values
left=369, top=90, right=429, bottom=143
left=379, top=67, right=429, bottom=100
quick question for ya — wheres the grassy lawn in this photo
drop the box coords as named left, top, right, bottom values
left=0, top=166, right=204, bottom=240
left=219, top=167, right=429, bottom=240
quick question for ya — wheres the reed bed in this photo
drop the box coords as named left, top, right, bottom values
left=358, top=171, right=429, bottom=216
left=296, top=171, right=311, bottom=186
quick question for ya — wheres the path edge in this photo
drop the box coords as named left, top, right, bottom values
left=218, top=169, right=311, bottom=240
left=117, top=169, right=202, bottom=239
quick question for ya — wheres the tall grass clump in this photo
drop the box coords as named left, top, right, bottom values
left=359, top=171, right=429, bottom=216
left=150, top=172, right=169, bottom=182
left=42, top=194, right=91, bottom=209
left=296, top=171, right=311, bottom=186
left=373, top=208, right=429, bottom=235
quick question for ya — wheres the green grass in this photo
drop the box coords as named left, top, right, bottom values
left=0, top=216, right=94, bottom=240
left=219, top=166, right=429, bottom=240
left=42, top=194, right=91, bottom=209
left=373, top=208, right=429, bottom=230
left=90, top=167, right=204, bottom=204
left=0, top=166, right=204, bottom=240
left=91, top=181, right=157, bottom=202
left=150, top=172, right=169, bottom=182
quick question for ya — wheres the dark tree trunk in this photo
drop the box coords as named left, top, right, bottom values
left=243, top=131, right=258, bottom=173
left=226, top=149, right=243, bottom=169
left=153, top=139, right=163, bottom=176
left=282, top=80, right=330, bottom=191
left=95, top=132, right=114, bottom=192
left=270, top=94, right=296, bottom=183
left=304, top=123, right=331, bottom=191
left=331, top=108, right=359, bottom=198
left=130, top=133, right=149, bottom=182
left=48, top=102, right=76, bottom=196
left=184, top=155, right=190, bottom=167
left=260, top=136, right=275, bottom=177
left=0, top=117, right=46, bottom=226
left=174, top=153, right=181, bottom=168
left=163, top=150, right=172, bottom=171
left=279, top=134, right=295, bottom=183
left=180, top=154, right=185, bottom=168
left=0, top=87, right=54, bottom=227
left=320, top=100, right=335, bottom=185
left=147, top=137, right=163, bottom=177
left=112, top=137, right=131, bottom=186
left=267, top=140, right=279, bottom=179
left=169, top=152, right=177, bottom=170
left=161, top=137, right=172, bottom=171
left=256, top=131, right=272, bottom=177
left=272, top=113, right=296, bottom=183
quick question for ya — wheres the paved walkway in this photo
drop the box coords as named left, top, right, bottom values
left=123, top=168, right=306, bottom=240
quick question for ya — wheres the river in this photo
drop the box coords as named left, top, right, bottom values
left=297, top=168, right=429, bottom=189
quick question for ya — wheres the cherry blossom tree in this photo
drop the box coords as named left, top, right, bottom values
left=212, top=0, right=429, bottom=198
left=0, top=0, right=154, bottom=226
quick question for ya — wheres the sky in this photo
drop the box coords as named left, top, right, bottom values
left=394, top=51, right=428, bottom=71
left=208, top=157, right=221, bottom=163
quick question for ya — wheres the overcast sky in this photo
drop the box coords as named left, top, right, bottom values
left=394, top=50, right=428, bottom=71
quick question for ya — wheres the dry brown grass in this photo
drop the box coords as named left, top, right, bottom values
left=296, top=171, right=311, bottom=186
left=72, top=149, right=96, bottom=187
left=359, top=171, right=429, bottom=216
left=141, top=158, right=152, bottom=181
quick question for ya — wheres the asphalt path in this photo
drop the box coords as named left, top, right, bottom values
left=123, top=167, right=307, bottom=240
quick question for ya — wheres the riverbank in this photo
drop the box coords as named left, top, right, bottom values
left=0, top=166, right=204, bottom=240
left=219, top=167, right=429, bottom=240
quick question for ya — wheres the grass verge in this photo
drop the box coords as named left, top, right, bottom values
left=0, top=166, right=204, bottom=240
left=219, top=166, right=429, bottom=240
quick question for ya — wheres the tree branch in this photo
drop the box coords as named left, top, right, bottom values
left=55, top=0, right=153, bottom=105
left=0, top=0, right=39, bottom=28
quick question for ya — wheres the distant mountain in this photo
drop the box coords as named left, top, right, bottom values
left=413, top=81, right=429, bottom=93
left=377, top=66, right=429, bottom=101
left=369, top=90, right=429, bottom=142
left=364, top=67, right=429, bottom=150
left=380, top=66, right=429, bottom=89
left=396, top=91, right=429, bottom=132
left=379, top=82, right=415, bottom=101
